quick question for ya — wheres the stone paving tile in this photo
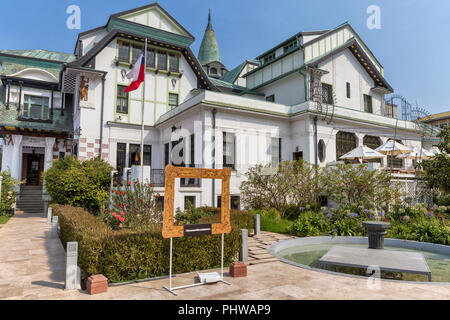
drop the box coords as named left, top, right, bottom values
left=1, top=213, right=449, bottom=300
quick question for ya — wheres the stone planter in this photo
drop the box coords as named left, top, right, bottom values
left=363, top=221, right=391, bottom=249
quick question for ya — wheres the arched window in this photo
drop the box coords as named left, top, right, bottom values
left=363, top=135, right=382, bottom=150
left=336, top=131, right=357, bottom=160
left=363, top=135, right=382, bottom=163
left=210, top=67, right=217, bottom=75
left=318, top=139, right=326, bottom=163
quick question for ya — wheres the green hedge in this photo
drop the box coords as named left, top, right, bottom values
left=53, top=205, right=254, bottom=283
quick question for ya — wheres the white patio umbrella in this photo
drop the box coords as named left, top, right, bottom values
left=375, top=140, right=413, bottom=155
left=428, top=147, right=442, bottom=156
left=339, top=145, right=385, bottom=160
left=396, top=147, right=435, bottom=160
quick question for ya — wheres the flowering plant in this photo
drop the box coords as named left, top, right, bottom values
left=105, top=181, right=162, bottom=230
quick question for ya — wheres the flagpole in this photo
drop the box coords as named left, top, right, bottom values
left=140, top=38, right=147, bottom=183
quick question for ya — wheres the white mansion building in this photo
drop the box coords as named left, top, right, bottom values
left=0, top=3, right=439, bottom=210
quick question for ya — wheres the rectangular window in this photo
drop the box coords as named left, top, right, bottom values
left=59, top=152, right=65, bottom=160
left=116, top=143, right=127, bottom=172
left=223, top=132, right=236, bottom=169
left=128, top=144, right=151, bottom=167
left=131, top=45, right=143, bottom=64
left=322, top=83, right=333, bottom=105
left=169, top=54, right=179, bottom=72
left=157, top=51, right=167, bottom=70
left=217, top=196, right=241, bottom=210
left=22, top=95, right=50, bottom=120
left=116, top=85, right=128, bottom=114
left=266, top=95, right=275, bottom=102
left=143, top=145, right=152, bottom=166
left=164, top=142, right=170, bottom=166
left=231, top=196, right=241, bottom=210
left=171, top=138, right=184, bottom=167
left=128, top=144, right=140, bottom=167
left=271, top=138, right=282, bottom=166
left=346, top=82, right=351, bottom=99
left=168, top=93, right=179, bottom=109
left=184, top=196, right=196, bottom=209
left=364, top=94, right=373, bottom=113
left=146, top=49, right=156, bottom=68
left=118, top=41, right=130, bottom=63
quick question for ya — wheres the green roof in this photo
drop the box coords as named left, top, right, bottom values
left=0, top=50, right=76, bottom=63
left=220, top=60, right=260, bottom=84
left=0, top=62, right=60, bottom=79
left=0, top=99, right=73, bottom=134
left=220, top=62, right=246, bottom=84
left=198, top=11, right=221, bottom=64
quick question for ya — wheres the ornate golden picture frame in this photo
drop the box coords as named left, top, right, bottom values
left=162, top=165, right=232, bottom=239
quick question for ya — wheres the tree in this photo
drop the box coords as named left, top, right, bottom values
left=240, top=160, right=327, bottom=215
left=43, top=157, right=113, bottom=211
left=420, top=126, right=450, bottom=193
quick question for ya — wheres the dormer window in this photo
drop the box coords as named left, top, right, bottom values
left=262, top=52, right=275, bottom=65
left=283, top=40, right=298, bottom=53
left=21, top=95, right=50, bottom=121
left=210, top=67, right=218, bottom=75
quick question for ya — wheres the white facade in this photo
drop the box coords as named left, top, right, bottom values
left=0, top=3, right=436, bottom=211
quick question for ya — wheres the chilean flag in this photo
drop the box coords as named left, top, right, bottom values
left=125, top=50, right=145, bottom=93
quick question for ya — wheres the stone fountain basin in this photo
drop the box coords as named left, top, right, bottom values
left=268, top=236, right=450, bottom=284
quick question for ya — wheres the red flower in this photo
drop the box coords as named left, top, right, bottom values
left=158, top=194, right=161, bottom=198
left=119, top=224, right=123, bottom=228
left=123, top=192, right=126, bottom=196
left=112, top=212, right=116, bottom=217
left=111, top=190, right=114, bottom=194
left=150, top=184, right=153, bottom=187
left=383, top=218, right=388, bottom=222
left=121, top=204, right=125, bottom=208
left=119, top=190, right=123, bottom=196
left=119, top=217, right=124, bottom=222
left=104, top=208, right=108, bottom=213
left=120, top=212, right=125, bottom=216
left=128, top=182, right=131, bottom=186
left=139, top=199, right=142, bottom=203
left=154, top=204, right=157, bottom=208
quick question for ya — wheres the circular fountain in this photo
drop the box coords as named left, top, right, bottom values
left=268, top=230, right=450, bottom=284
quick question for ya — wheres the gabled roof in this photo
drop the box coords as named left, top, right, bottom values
left=68, top=29, right=218, bottom=91
left=220, top=60, right=259, bottom=84
left=110, top=2, right=194, bottom=40
left=74, top=2, right=194, bottom=54
left=306, top=38, right=393, bottom=92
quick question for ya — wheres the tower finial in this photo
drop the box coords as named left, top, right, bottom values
left=206, top=9, right=213, bottom=31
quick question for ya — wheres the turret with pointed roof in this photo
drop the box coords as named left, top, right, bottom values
left=198, top=10, right=227, bottom=79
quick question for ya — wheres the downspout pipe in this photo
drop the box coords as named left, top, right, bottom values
left=314, top=116, right=318, bottom=167
left=212, top=108, right=217, bottom=207
left=99, top=75, right=106, bottom=158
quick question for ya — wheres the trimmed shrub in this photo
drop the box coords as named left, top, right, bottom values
left=53, top=205, right=254, bottom=283
left=43, top=157, right=113, bottom=211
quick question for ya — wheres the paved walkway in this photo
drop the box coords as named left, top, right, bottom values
left=0, top=212, right=66, bottom=300
left=248, top=232, right=296, bottom=265
left=1, top=212, right=449, bottom=300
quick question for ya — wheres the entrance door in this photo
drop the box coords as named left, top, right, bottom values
left=26, top=153, right=43, bottom=186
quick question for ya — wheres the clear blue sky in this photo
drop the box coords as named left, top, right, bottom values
left=1, top=0, right=449, bottom=114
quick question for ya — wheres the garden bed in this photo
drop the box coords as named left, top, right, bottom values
left=52, top=204, right=253, bottom=283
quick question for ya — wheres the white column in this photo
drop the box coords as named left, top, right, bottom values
left=11, top=135, right=23, bottom=180
left=44, top=137, right=56, bottom=171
